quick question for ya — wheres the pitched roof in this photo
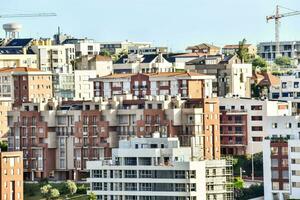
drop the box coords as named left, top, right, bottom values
left=253, top=72, right=280, bottom=87
left=141, top=54, right=158, bottom=63
left=0, top=67, right=41, bottom=73
left=186, top=43, right=220, bottom=51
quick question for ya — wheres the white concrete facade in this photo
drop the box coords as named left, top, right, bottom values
left=219, top=97, right=291, bottom=154
left=74, top=70, right=97, bottom=100
left=263, top=116, right=300, bottom=200
left=87, top=135, right=233, bottom=200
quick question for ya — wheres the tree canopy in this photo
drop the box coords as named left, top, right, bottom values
left=252, top=56, right=268, bottom=72
left=237, top=38, right=250, bottom=63
left=274, top=56, right=291, bottom=67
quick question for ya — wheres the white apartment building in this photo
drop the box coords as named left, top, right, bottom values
left=87, top=134, right=233, bottom=200
left=270, top=71, right=300, bottom=114
left=74, top=55, right=113, bottom=100
left=62, top=38, right=101, bottom=57
left=52, top=65, right=75, bottom=99
left=128, top=46, right=168, bottom=55
left=100, top=41, right=151, bottom=55
left=219, top=97, right=291, bottom=154
left=258, top=41, right=300, bottom=65
left=74, top=70, right=97, bottom=100
left=263, top=116, right=300, bottom=200
left=31, top=44, right=76, bottom=71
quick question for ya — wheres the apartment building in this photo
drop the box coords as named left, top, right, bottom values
left=0, top=38, right=37, bottom=68
left=258, top=41, right=300, bottom=64
left=270, top=71, right=300, bottom=114
left=100, top=41, right=151, bottom=55
left=31, top=43, right=75, bottom=71
left=222, top=44, right=257, bottom=56
left=113, top=53, right=175, bottom=74
left=186, top=54, right=252, bottom=98
left=52, top=64, right=75, bottom=99
left=62, top=38, right=101, bottom=57
left=92, top=72, right=214, bottom=99
left=0, top=67, right=52, bottom=106
left=252, top=71, right=280, bottom=98
left=186, top=43, right=220, bottom=55
left=0, top=101, right=12, bottom=139
left=219, top=97, right=291, bottom=155
left=128, top=46, right=168, bottom=55
left=0, top=151, right=23, bottom=200
left=87, top=135, right=233, bottom=200
left=74, top=55, right=113, bottom=100
left=7, top=94, right=220, bottom=180
left=263, top=115, right=300, bottom=200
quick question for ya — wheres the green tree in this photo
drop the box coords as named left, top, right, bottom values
left=237, top=38, right=250, bottom=63
left=88, top=192, right=97, bottom=200
left=234, top=177, right=244, bottom=189
left=274, top=56, right=291, bottom=67
left=252, top=56, right=267, bottom=72
left=50, top=188, right=60, bottom=199
left=40, top=184, right=52, bottom=200
left=99, top=50, right=111, bottom=57
left=65, top=180, right=77, bottom=196
left=0, top=141, right=8, bottom=151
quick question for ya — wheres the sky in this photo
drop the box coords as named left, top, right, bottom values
left=1, top=0, right=300, bottom=51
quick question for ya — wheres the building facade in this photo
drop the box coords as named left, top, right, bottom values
left=7, top=95, right=220, bottom=180
left=100, top=41, right=151, bottom=55
left=263, top=116, right=300, bottom=200
left=92, top=72, right=214, bottom=99
left=219, top=97, right=291, bottom=154
left=186, top=55, right=252, bottom=98
left=0, top=151, right=23, bottom=200
left=270, top=71, right=300, bottom=114
left=0, top=67, right=52, bottom=107
left=258, top=41, right=300, bottom=65
left=87, top=135, right=233, bottom=200
left=222, top=44, right=257, bottom=56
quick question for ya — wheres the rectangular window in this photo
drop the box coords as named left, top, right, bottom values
left=251, top=116, right=263, bottom=121
left=251, top=105, right=262, bottom=110
left=251, top=126, right=263, bottom=131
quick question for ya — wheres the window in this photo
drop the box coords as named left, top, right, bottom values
left=282, top=82, right=287, bottom=89
left=251, top=126, right=263, bottom=131
left=282, top=159, right=288, bottom=167
left=282, top=170, right=289, bottom=179
left=272, top=123, right=278, bottom=128
left=272, top=170, right=279, bottom=179
left=292, top=182, right=300, bottom=188
left=271, top=159, right=278, bottom=167
left=93, top=170, right=102, bottom=178
left=292, top=159, right=300, bottom=164
left=272, top=182, right=279, bottom=190
left=92, top=182, right=101, bottom=190
left=251, top=105, right=262, bottom=110
left=286, top=123, right=292, bottom=128
left=291, top=147, right=300, bottom=152
left=271, top=147, right=279, bottom=155
left=295, top=82, right=299, bottom=88
left=251, top=116, right=263, bottom=121
left=282, top=147, right=288, bottom=155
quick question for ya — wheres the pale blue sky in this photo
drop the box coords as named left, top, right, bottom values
left=1, top=0, right=300, bottom=51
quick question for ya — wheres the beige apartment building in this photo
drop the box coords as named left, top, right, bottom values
left=0, top=67, right=52, bottom=106
left=0, top=151, right=23, bottom=200
left=7, top=94, right=220, bottom=181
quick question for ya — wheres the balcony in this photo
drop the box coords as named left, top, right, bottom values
left=221, top=131, right=244, bottom=136
left=220, top=121, right=245, bottom=125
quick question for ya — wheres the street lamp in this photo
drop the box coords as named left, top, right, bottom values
left=240, top=167, right=246, bottom=179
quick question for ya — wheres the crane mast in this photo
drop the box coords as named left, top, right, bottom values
left=266, top=5, right=300, bottom=59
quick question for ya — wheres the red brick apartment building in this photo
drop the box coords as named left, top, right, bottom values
left=8, top=95, right=220, bottom=180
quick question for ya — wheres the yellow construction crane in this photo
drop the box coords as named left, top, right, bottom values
left=266, top=5, right=300, bottom=58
